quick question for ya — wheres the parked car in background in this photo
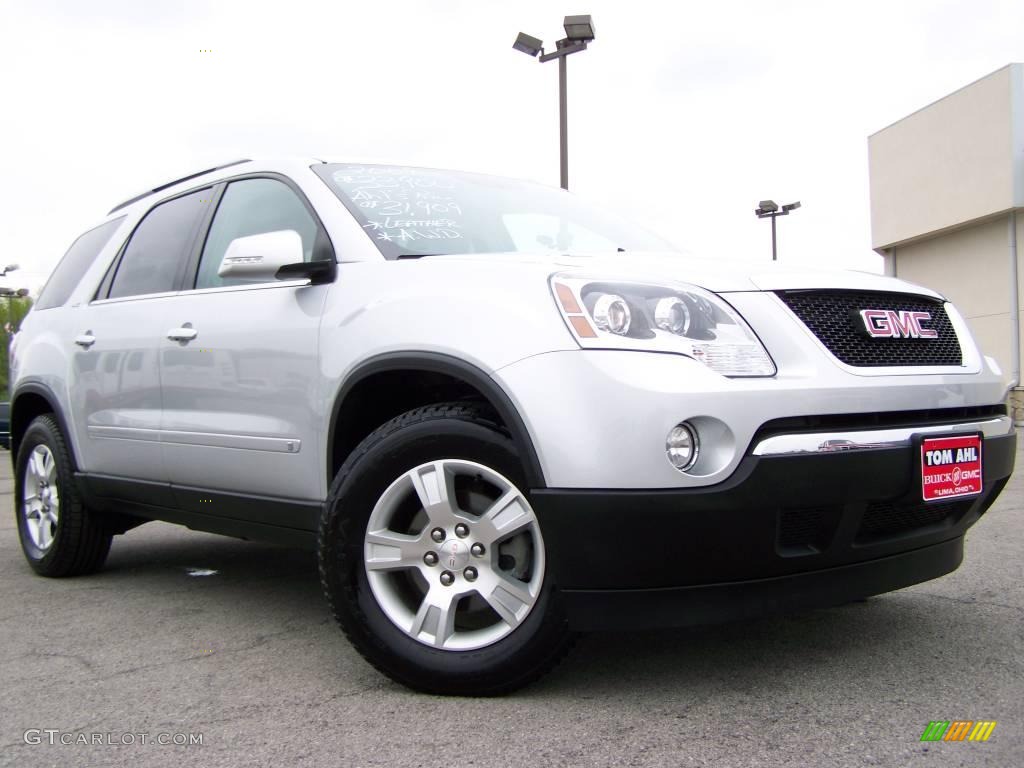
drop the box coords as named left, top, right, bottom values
left=0, top=401, right=10, bottom=450
left=8, top=158, right=1015, bottom=695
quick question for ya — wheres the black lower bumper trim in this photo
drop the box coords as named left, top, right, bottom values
left=531, top=432, right=1014, bottom=591
left=561, top=535, right=963, bottom=631
left=529, top=431, right=1014, bottom=630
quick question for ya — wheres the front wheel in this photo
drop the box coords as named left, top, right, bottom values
left=318, top=403, right=573, bottom=695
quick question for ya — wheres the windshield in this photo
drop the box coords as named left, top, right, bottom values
left=314, top=163, right=675, bottom=259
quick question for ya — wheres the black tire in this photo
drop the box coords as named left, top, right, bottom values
left=319, top=402, right=574, bottom=695
left=15, top=414, right=112, bottom=577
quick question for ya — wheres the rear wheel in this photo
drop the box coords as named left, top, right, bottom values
left=319, top=402, right=573, bottom=695
left=15, top=414, right=112, bottom=576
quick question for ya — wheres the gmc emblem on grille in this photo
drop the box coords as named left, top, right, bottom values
left=858, top=309, right=938, bottom=339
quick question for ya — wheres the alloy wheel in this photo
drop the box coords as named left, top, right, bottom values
left=23, top=445, right=60, bottom=551
left=364, top=459, right=545, bottom=651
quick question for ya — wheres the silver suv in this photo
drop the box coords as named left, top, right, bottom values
left=11, top=158, right=1015, bottom=694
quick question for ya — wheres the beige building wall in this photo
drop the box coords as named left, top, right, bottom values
left=890, top=216, right=1016, bottom=379
left=891, top=217, right=1010, bottom=316
left=870, top=64, right=1023, bottom=422
left=1019, top=211, right=1024, bottom=315
left=869, top=65, right=1020, bottom=250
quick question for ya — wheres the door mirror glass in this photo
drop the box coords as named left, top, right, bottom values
left=217, top=230, right=304, bottom=281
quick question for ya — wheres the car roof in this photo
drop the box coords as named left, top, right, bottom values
left=102, top=156, right=334, bottom=222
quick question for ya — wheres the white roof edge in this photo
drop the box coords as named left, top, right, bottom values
left=1012, top=64, right=1024, bottom=208
left=868, top=63, right=1022, bottom=138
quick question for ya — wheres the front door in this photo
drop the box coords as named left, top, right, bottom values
left=158, top=176, right=333, bottom=506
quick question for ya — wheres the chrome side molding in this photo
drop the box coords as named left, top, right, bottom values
left=88, top=425, right=302, bottom=454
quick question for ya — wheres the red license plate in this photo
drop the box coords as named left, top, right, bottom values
left=920, top=435, right=983, bottom=502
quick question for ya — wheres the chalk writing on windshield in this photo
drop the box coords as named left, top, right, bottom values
left=332, top=166, right=466, bottom=244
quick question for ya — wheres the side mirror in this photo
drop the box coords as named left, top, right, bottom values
left=218, top=230, right=304, bottom=281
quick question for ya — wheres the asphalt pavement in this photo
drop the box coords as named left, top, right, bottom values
left=1, top=444, right=1021, bottom=768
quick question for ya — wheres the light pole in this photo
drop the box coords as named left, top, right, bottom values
left=754, top=200, right=801, bottom=261
left=513, top=15, right=596, bottom=190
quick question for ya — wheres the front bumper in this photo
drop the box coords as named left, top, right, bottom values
left=531, top=431, right=1015, bottom=631
left=497, top=348, right=1009, bottom=490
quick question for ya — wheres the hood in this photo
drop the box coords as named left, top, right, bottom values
left=439, top=251, right=943, bottom=299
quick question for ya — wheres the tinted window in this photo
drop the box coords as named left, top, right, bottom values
left=108, top=189, right=210, bottom=299
left=35, top=218, right=125, bottom=310
left=194, top=178, right=319, bottom=289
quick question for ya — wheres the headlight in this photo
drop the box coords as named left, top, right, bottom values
left=591, top=294, right=632, bottom=335
left=654, top=297, right=690, bottom=334
left=550, top=274, right=776, bottom=377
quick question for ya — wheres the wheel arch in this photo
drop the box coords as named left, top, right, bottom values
left=10, top=382, right=78, bottom=471
left=326, top=352, right=546, bottom=489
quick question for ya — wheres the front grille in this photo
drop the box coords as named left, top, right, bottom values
left=778, top=290, right=962, bottom=367
left=856, top=499, right=972, bottom=542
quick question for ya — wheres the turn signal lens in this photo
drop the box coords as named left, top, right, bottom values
left=554, top=282, right=582, bottom=314
left=568, top=314, right=597, bottom=338
left=553, top=280, right=597, bottom=337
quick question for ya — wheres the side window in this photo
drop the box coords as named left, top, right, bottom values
left=195, top=178, right=320, bottom=289
left=108, top=189, right=210, bottom=299
left=35, top=217, right=125, bottom=310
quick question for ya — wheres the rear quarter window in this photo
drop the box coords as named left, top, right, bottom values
left=35, top=218, right=125, bottom=310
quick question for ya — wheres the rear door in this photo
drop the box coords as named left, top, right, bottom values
left=69, top=188, right=212, bottom=483
left=158, top=175, right=333, bottom=509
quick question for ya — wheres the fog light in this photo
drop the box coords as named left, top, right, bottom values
left=666, top=422, right=699, bottom=471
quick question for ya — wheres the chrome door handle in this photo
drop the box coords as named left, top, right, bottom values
left=167, top=326, right=198, bottom=342
left=74, top=332, right=96, bottom=349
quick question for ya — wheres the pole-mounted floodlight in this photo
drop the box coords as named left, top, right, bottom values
left=563, top=15, right=596, bottom=42
left=513, top=15, right=595, bottom=190
left=0, top=264, right=19, bottom=277
left=513, top=32, right=543, bottom=57
left=754, top=199, right=801, bottom=261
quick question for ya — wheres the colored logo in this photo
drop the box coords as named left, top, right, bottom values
left=859, top=309, right=937, bottom=339
left=920, top=721, right=997, bottom=742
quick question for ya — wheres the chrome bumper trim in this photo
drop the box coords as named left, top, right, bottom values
left=752, top=416, right=1013, bottom=457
